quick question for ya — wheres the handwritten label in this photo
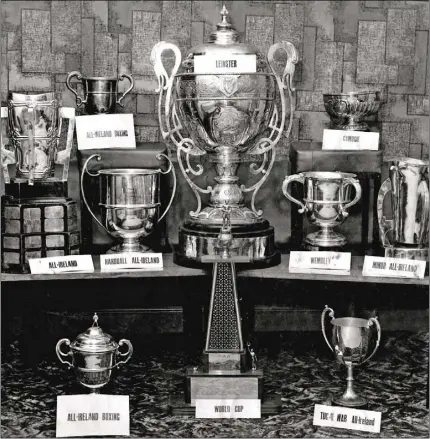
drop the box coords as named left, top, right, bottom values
left=362, top=256, right=425, bottom=279
left=289, top=251, right=351, bottom=275
left=76, top=114, right=136, bottom=150
left=29, top=255, right=94, bottom=274
left=195, top=399, right=261, bottom=419
left=322, top=129, right=379, bottom=151
left=56, top=394, right=129, bottom=437
left=194, top=54, right=256, bottom=74
left=100, top=253, right=163, bottom=271
left=313, top=404, right=381, bottom=433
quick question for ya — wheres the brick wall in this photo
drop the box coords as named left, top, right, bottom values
left=1, top=0, right=429, bottom=160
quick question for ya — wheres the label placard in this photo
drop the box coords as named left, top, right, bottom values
left=195, top=399, right=261, bottom=419
left=362, top=256, right=426, bottom=279
left=76, top=114, right=136, bottom=150
left=56, top=394, right=129, bottom=437
left=100, top=253, right=163, bottom=271
left=322, top=129, right=379, bottom=151
left=313, top=404, right=381, bottom=433
left=289, top=251, right=351, bottom=275
left=29, top=255, right=94, bottom=274
left=193, top=54, right=257, bottom=74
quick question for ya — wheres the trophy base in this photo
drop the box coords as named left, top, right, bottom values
left=5, top=179, right=68, bottom=199
left=175, top=220, right=280, bottom=267
left=384, top=246, right=429, bottom=261
left=107, top=243, right=151, bottom=254
left=192, top=205, right=264, bottom=225
left=305, top=229, right=346, bottom=248
left=332, top=395, right=368, bottom=408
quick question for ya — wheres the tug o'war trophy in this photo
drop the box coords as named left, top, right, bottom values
left=152, top=6, right=297, bottom=414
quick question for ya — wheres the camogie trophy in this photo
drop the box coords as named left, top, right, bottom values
left=282, top=171, right=362, bottom=248
left=377, top=157, right=429, bottom=260
left=321, top=305, right=381, bottom=407
left=152, top=5, right=297, bottom=414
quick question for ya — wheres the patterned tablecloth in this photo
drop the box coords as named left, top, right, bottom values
left=1, top=332, right=428, bottom=438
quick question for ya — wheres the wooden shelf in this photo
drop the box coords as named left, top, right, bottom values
left=1, top=254, right=428, bottom=286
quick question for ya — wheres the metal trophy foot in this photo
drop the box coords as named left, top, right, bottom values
left=107, top=240, right=151, bottom=254
left=332, top=363, right=367, bottom=408
left=305, top=228, right=346, bottom=248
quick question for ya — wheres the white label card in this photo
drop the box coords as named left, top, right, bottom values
left=76, top=114, right=136, bottom=150
left=313, top=404, right=381, bottom=433
left=362, top=256, right=426, bottom=279
left=289, top=251, right=351, bottom=275
left=56, top=394, right=129, bottom=437
left=193, top=54, right=257, bottom=74
left=322, top=129, right=379, bottom=151
left=100, top=253, right=163, bottom=271
left=195, top=399, right=261, bottom=419
left=29, top=255, right=94, bottom=274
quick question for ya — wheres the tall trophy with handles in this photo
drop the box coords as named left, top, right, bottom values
left=152, top=6, right=297, bottom=414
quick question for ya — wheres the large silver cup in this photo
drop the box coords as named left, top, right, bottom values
left=7, top=92, right=62, bottom=185
left=282, top=172, right=362, bottom=247
left=321, top=305, right=381, bottom=407
left=66, top=71, right=134, bottom=114
left=81, top=154, right=176, bottom=253
left=377, top=157, right=429, bottom=260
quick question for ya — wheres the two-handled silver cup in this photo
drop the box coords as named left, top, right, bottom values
left=56, top=313, right=133, bottom=393
left=80, top=154, right=176, bottom=253
left=282, top=172, right=362, bottom=247
left=66, top=71, right=134, bottom=114
left=321, top=305, right=381, bottom=407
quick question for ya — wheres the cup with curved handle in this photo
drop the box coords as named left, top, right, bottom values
left=56, top=338, right=73, bottom=368
left=282, top=173, right=306, bottom=214
left=114, top=339, right=133, bottom=368
left=116, top=74, right=134, bottom=107
left=66, top=71, right=86, bottom=107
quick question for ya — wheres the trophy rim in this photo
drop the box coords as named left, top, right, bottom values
left=77, top=75, right=122, bottom=81
left=331, top=317, right=370, bottom=328
left=98, top=168, right=162, bottom=176
left=393, top=157, right=429, bottom=167
left=323, top=91, right=380, bottom=98
left=301, top=171, right=357, bottom=180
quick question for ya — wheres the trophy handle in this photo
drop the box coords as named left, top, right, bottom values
left=282, top=174, right=306, bottom=213
left=362, top=317, right=381, bottom=364
left=114, top=339, right=133, bottom=368
left=377, top=178, right=394, bottom=247
left=80, top=154, right=109, bottom=233
left=56, top=338, right=73, bottom=368
left=156, top=153, right=177, bottom=223
left=66, top=71, right=86, bottom=106
left=117, top=74, right=134, bottom=107
left=0, top=106, right=12, bottom=184
left=321, top=305, right=335, bottom=352
left=342, top=177, right=362, bottom=215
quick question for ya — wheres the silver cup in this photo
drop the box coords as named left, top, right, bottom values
left=282, top=171, right=362, bottom=247
left=81, top=154, right=176, bottom=253
left=321, top=305, right=381, bottom=407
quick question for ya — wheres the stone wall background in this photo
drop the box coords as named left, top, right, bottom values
left=1, top=0, right=429, bottom=160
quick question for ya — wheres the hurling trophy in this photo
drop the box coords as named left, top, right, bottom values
left=377, top=157, right=429, bottom=260
left=321, top=305, right=381, bottom=407
left=152, top=5, right=297, bottom=414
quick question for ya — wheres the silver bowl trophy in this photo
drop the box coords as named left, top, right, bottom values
left=321, top=305, right=381, bottom=408
left=66, top=71, right=134, bottom=114
left=56, top=313, right=133, bottom=393
left=80, top=154, right=176, bottom=253
left=152, top=5, right=297, bottom=414
left=323, top=91, right=381, bottom=132
left=282, top=171, right=362, bottom=248
left=378, top=157, right=429, bottom=261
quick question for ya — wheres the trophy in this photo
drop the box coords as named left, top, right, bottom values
left=282, top=171, right=362, bottom=248
left=66, top=71, right=134, bottom=114
left=377, top=157, right=429, bottom=261
left=56, top=313, right=133, bottom=393
left=321, top=305, right=381, bottom=407
left=323, top=91, right=381, bottom=131
left=1, top=93, right=79, bottom=273
left=80, top=153, right=176, bottom=253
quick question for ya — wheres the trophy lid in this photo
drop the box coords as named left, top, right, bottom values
left=71, top=313, right=118, bottom=353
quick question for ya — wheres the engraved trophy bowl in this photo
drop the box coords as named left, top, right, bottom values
left=282, top=171, right=362, bottom=247
left=377, top=157, right=429, bottom=260
left=56, top=313, right=133, bottom=393
left=80, top=153, right=176, bottom=253
left=321, top=305, right=381, bottom=407
left=323, top=91, right=381, bottom=132
left=66, top=71, right=134, bottom=114
left=7, top=92, right=62, bottom=185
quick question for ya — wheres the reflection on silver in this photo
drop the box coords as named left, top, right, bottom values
left=80, top=154, right=176, bottom=253
left=282, top=171, right=362, bottom=247
left=321, top=305, right=381, bottom=408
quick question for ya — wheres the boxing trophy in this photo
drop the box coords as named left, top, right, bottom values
left=377, top=157, right=429, bottom=260
left=321, top=305, right=381, bottom=408
left=1, top=92, right=79, bottom=273
left=152, top=5, right=297, bottom=414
